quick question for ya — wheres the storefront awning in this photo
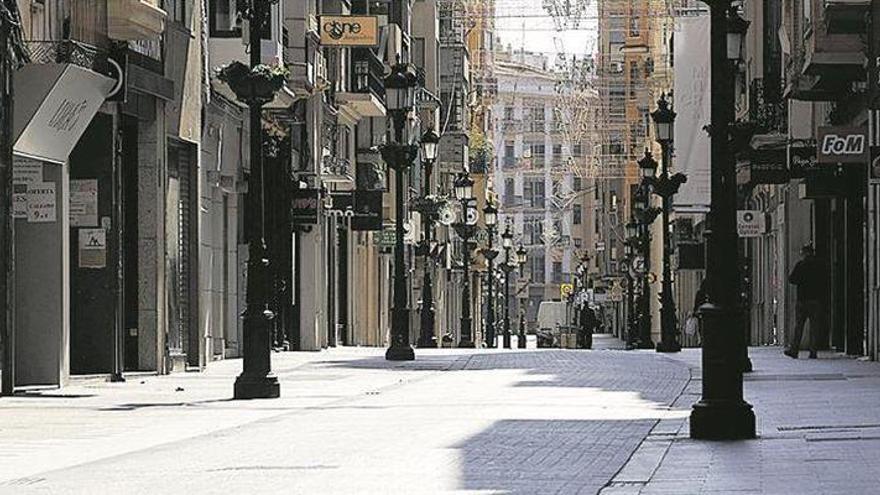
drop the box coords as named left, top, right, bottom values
left=13, top=63, right=115, bottom=164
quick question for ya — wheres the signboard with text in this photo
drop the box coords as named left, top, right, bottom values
left=737, top=210, right=765, bottom=238
left=319, top=16, right=379, bottom=47
left=817, top=127, right=868, bottom=164
left=352, top=191, right=383, bottom=231
left=291, top=188, right=320, bottom=225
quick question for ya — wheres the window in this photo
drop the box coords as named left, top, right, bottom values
left=523, top=217, right=544, bottom=245
left=573, top=204, right=582, bottom=225
left=503, top=141, right=515, bottom=168
left=531, top=253, right=545, bottom=283
left=552, top=144, right=563, bottom=162
left=530, top=143, right=546, bottom=167
left=209, top=0, right=241, bottom=37
left=504, top=178, right=515, bottom=202
left=524, top=179, right=545, bottom=208
left=529, top=106, right=545, bottom=132
left=504, top=106, right=514, bottom=120
left=552, top=262, right=563, bottom=283
left=629, top=16, right=640, bottom=37
left=413, top=38, right=426, bottom=71
left=573, top=177, right=583, bottom=192
left=572, top=144, right=583, bottom=157
left=574, top=238, right=583, bottom=248
left=166, top=0, right=186, bottom=24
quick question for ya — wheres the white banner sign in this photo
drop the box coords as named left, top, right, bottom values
left=673, top=14, right=711, bottom=210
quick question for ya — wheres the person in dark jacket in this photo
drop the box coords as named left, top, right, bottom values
left=785, top=244, right=824, bottom=359
left=578, top=305, right=596, bottom=349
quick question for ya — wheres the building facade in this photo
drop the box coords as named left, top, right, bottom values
left=2, top=0, right=491, bottom=393
left=492, top=48, right=594, bottom=330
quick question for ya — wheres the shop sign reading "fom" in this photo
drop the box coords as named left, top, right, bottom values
left=817, top=127, right=869, bottom=164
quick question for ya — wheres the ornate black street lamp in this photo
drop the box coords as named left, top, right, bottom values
left=500, top=224, right=514, bottom=349
left=482, top=202, right=499, bottom=347
left=516, top=244, right=528, bottom=348
left=633, top=153, right=661, bottom=350
left=416, top=128, right=441, bottom=348
left=230, top=0, right=286, bottom=399
left=624, top=222, right=640, bottom=349
left=453, top=171, right=477, bottom=348
left=382, top=62, right=420, bottom=361
left=644, top=95, right=687, bottom=353
left=690, top=0, right=755, bottom=439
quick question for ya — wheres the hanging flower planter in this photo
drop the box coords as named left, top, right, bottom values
left=215, top=61, right=289, bottom=105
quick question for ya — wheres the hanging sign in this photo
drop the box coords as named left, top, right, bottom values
left=817, top=127, right=868, bottom=164
left=291, top=188, right=320, bottom=225
left=560, top=283, right=573, bottom=299
left=373, top=229, right=396, bottom=248
left=352, top=190, right=383, bottom=231
left=319, top=16, right=379, bottom=47
left=737, top=210, right=765, bottom=237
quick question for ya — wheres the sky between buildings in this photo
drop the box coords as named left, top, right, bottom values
left=494, top=0, right=598, bottom=64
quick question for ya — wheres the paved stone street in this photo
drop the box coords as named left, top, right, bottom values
left=602, top=347, right=880, bottom=495
left=2, top=340, right=879, bottom=494
left=0, top=336, right=689, bottom=494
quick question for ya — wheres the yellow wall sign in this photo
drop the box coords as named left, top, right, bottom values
left=560, top=283, right=574, bottom=298
left=319, top=16, right=379, bottom=47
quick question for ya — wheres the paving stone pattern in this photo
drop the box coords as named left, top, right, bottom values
left=0, top=346, right=690, bottom=495
left=602, top=347, right=880, bottom=495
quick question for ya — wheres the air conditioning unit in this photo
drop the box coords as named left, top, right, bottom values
left=610, top=61, right=624, bottom=74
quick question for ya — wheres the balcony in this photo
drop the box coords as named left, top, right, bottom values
left=288, top=50, right=328, bottom=99
left=322, top=156, right=353, bottom=183
left=108, top=0, right=166, bottom=41
left=797, top=7, right=865, bottom=93
left=336, top=48, right=386, bottom=120
left=823, top=0, right=870, bottom=34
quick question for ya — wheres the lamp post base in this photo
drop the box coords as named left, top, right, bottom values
left=656, top=340, right=681, bottom=353
left=386, top=346, right=416, bottom=361
left=517, top=336, right=527, bottom=349
left=233, top=373, right=281, bottom=399
left=690, top=399, right=756, bottom=440
left=636, top=339, right=655, bottom=349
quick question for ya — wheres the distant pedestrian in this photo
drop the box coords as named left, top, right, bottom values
left=786, top=244, right=824, bottom=359
left=578, top=305, right=596, bottom=349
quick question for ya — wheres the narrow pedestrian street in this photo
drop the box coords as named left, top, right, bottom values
left=1, top=339, right=878, bottom=494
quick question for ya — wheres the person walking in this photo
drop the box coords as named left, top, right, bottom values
left=578, top=305, right=596, bottom=349
left=785, top=244, right=824, bottom=359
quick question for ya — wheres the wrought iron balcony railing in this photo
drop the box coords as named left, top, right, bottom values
left=749, top=78, right=787, bottom=134
left=24, top=39, right=106, bottom=73
left=351, top=48, right=385, bottom=100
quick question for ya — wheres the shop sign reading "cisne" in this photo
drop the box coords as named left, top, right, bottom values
left=319, top=16, right=379, bottom=47
left=817, top=127, right=868, bottom=164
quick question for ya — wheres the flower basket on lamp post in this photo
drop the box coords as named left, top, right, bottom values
left=216, top=61, right=289, bottom=105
